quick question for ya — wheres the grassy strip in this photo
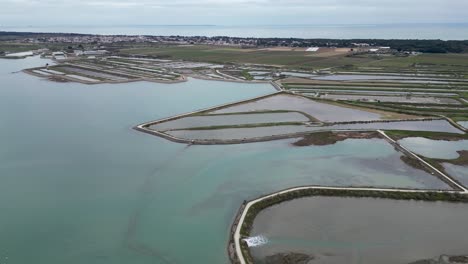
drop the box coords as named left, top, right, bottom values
left=238, top=189, right=468, bottom=263
left=168, top=122, right=305, bottom=131
left=385, top=130, right=468, bottom=140
left=195, top=110, right=320, bottom=122
left=340, top=101, right=452, bottom=116
left=303, top=96, right=422, bottom=119
left=287, top=86, right=468, bottom=95
left=196, top=110, right=295, bottom=116
left=53, top=65, right=140, bottom=80
left=46, top=67, right=107, bottom=82
left=241, top=69, right=253, bottom=80
left=400, top=155, right=433, bottom=174
left=452, top=116, right=468, bottom=122
left=283, top=82, right=468, bottom=89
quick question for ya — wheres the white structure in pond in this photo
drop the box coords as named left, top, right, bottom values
left=5, top=51, right=34, bottom=57
left=243, top=235, right=268, bottom=247
left=52, top=52, right=67, bottom=60
left=306, top=47, right=320, bottom=52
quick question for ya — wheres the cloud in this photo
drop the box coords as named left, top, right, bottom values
left=1, top=0, right=467, bottom=26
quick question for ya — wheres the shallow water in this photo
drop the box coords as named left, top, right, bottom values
left=166, top=120, right=464, bottom=141
left=297, top=89, right=458, bottom=97
left=150, top=112, right=309, bottom=131
left=210, top=94, right=382, bottom=122
left=327, top=120, right=464, bottom=134
left=312, top=74, right=432, bottom=81
left=321, top=94, right=460, bottom=104
left=250, top=197, right=468, bottom=264
left=398, top=137, right=468, bottom=159
left=459, top=121, right=468, bottom=129
left=166, top=125, right=314, bottom=139
left=0, top=57, right=454, bottom=264
left=444, top=163, right=468, bottom=187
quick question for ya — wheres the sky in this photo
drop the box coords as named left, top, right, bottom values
left=1, top=0, right=468, bottom=26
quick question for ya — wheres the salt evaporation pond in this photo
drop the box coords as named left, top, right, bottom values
left=321, top=94, right=460, bottom=104
left=399, top=137, right=468, bottom=187
left=250, top=197, right=468, bottom=264
left=398, top=137, right=468, bottom=159
left=167, top=120, right=463, bottom=141
left=150, top=112, right=309, bottom=131
left=312, top=74, right=442, bottom=81
left=0, top=57, right=455, bottom=264
left=210, top=94, right=383, bottom=122
left=166, top=125, right=314, bottom=139
left=297, top=89, right=458, bottom=97
left=459, top=121, right=468, bottom=129
left=444, top=164, right=468, bottom=187
left=326, top=120, right=463, bottom=134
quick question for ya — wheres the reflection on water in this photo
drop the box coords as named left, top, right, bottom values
left=211, top=94, right=382, bottom=122
left=459, top=121, right=468, bottom=129
left=150, top=112, right=308, bottom=131
left=250, top=197, right=468, bottom=264
left=398, top=137, right=468, bottom=159
left=0, top=57, right=459, bottom=264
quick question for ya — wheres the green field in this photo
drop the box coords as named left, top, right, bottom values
left=118, top=45, right=378, bottom=69
left=0, top=43, right=42, bottom=53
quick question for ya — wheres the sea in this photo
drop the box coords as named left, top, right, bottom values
left=1, top=23, right=468, bottom=40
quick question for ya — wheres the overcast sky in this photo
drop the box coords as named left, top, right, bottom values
left=1, top=0, right=468, bottom=26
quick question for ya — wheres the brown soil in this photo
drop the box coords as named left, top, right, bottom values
left=292, top=131, right=380, bottom=146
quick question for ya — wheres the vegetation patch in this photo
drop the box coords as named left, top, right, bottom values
left=292, top=131, right=380, bottom=146
left=241, top=69, right=254, bottom=80
left=400, top=155, right=433, bottom=174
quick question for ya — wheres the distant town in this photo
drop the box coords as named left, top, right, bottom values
left=1, top=31, right=468, bottom=54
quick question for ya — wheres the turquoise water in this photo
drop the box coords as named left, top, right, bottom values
left=0, top=57, right=453, bottom=264
left=250, top=197, right=468, bottom=264
left=398, top=137, right=468, bottom=159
